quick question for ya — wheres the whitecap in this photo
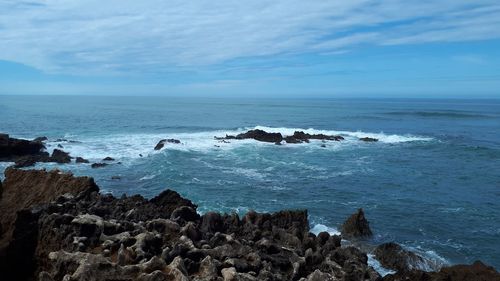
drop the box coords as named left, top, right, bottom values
left=310, top=224, right=341, bottom=236
left=367, top=254, right=396, bottom=276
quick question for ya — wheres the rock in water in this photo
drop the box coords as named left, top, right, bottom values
left=75, top=157, right=90, bottom=163
left=0, top=133, right=46, bottom=160
left=102, top=156, right=115, bottom=161
left=154, top=139, right=167, bottom=150
left=383, top=261, right=500, bottom=281
left=50, top=149, right=71, bottom=163
left=33, top=136, right=48, bottom=142
left=341, top=208, right=373, bottom=239
left=91, top=163, right=108, bottom=168
left=359, top=137, right=378, bottom=142
left=235, top=129, right=283, bottom=143
left=374, top=242, right=428, bottom=272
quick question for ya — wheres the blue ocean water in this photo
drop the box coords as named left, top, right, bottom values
left=1, top=95, right=499, bottom=269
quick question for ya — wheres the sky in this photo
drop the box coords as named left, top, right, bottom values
left=1, top=0, right=500, bottom=97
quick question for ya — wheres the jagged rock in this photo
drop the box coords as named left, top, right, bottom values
left=91, top=163, right=108, bottom=168
left=306, top=269, right=337, bottom=281
left=201, top=212, right=223, bottom=235
left=359, top=137, right=378, bottom=142
left=154, top=139, right=180, bottom=151
left=0, top=133, right=46, bottom=160
left=75, top=157, right=90, bottom=163
left=382, top=260, right=500, bottom=281
left=341, top=208, right=373, bottom=239
left=171, top=206, right=200, bottom=223
left=374, top=242, right=427, bottom=272
left=150, top=189, right=197, bottom=215
left=50, top=149, right=71, bottom=163
left=33, top=136, right=48, bottom=142
left=225, top=129, right=283, bottom=143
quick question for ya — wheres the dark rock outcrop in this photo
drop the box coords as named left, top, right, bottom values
left=102, top=157, right=115, bottom=161
left=374, top=242, right=427, bottom=272
left=383, top=261, right=500, bottom=281
left=359, top=137, right=378, bottom=142
left=91, top=163, right=108, bottom=168
left=0, top=168, right=498, bottom=281
left=0, top=133, right=46, bottom=161
left=218, top=129, right=344, bottom=144
left=33, top=136, right=48, bottom=142
left=0, top=168, right=98, bottom=264
left=154, top=139, right=181, bottom=150
left=50, top=149, right=71, bottom=163
left=341, top=208, right=373, bottom=239
left=75, top=157, right=90, bottom=163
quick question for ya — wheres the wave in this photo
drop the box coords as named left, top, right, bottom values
left=39, top=125, right=432, bottom=162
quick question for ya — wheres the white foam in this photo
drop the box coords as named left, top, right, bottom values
left=310, top=224, right=341, bottom=236
left=367, top=254, right=396, bottom=276
left=37, top=126, right=432, bottom=163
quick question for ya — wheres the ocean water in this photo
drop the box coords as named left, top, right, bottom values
left=1, top=95, right=499, bottom=270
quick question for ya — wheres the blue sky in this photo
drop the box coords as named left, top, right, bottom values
left=1, top=1, right=500, bottom=97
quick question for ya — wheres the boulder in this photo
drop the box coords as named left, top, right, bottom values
left=50, top=149, right=71, bottom=163
left=102, top=157, right=115, bottom=161
left=150, top=189, right=197, bottom=215
left=374, top=242, right=427, bottom=272
left=341, top=208, right=373, bottom=239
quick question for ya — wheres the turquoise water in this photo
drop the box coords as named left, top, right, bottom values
left=1, top=95, right=499, bottom=269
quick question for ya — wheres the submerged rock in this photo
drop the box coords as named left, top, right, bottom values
left=91, top=163, right=108, bottom=168
left=341, top=208, right=373, bottom=239
left=154, top=139, right=181, bottom=150
left=102, top=156, right=115, bottom=161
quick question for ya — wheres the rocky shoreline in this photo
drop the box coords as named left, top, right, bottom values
left=0, top=168, right=499, bottom=281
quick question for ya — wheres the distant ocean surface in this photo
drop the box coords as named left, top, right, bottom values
left=1, top=95, right=499, bottom=270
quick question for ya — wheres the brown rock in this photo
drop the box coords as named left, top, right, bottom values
left=0, top=168, right=98, bottom=250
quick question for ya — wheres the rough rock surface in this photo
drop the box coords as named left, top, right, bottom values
left=218, top=130, right=344, bottom=144
left=154, top=139, right=181, bottom=150
left=341, top=209, right=373, bottom=239
left=382, top=261, right=500, bottom=281
left=359, top=137, right=378, bottom=142
left=374, top=242, right=428, bottom=272
left=0, top=169, right=498, bottom=281
left=0, top=133, right=46, bottom=161
left=0, top=168, right=99, bottom=278
left=50, top=149, right=72, bottom=163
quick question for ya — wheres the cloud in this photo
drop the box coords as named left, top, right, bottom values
left=1, top=0, right=500, bottom=74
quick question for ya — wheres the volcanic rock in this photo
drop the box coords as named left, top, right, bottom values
left=374, top=242, right=427, bottom=272
left=50, top=149, right=71, bottom=163
left=359, top=137, right=378, bottom=142
left=91, top=163, right=108, bottom=168
left=75, top=157, right=90, bottom=163
left=341, top=208, right=373, bottom=239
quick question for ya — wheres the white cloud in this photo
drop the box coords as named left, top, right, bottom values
left=0, top=0, right=499, bottom=74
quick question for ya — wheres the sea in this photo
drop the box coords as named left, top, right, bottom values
left=1, top=95, right=499, bottom=271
